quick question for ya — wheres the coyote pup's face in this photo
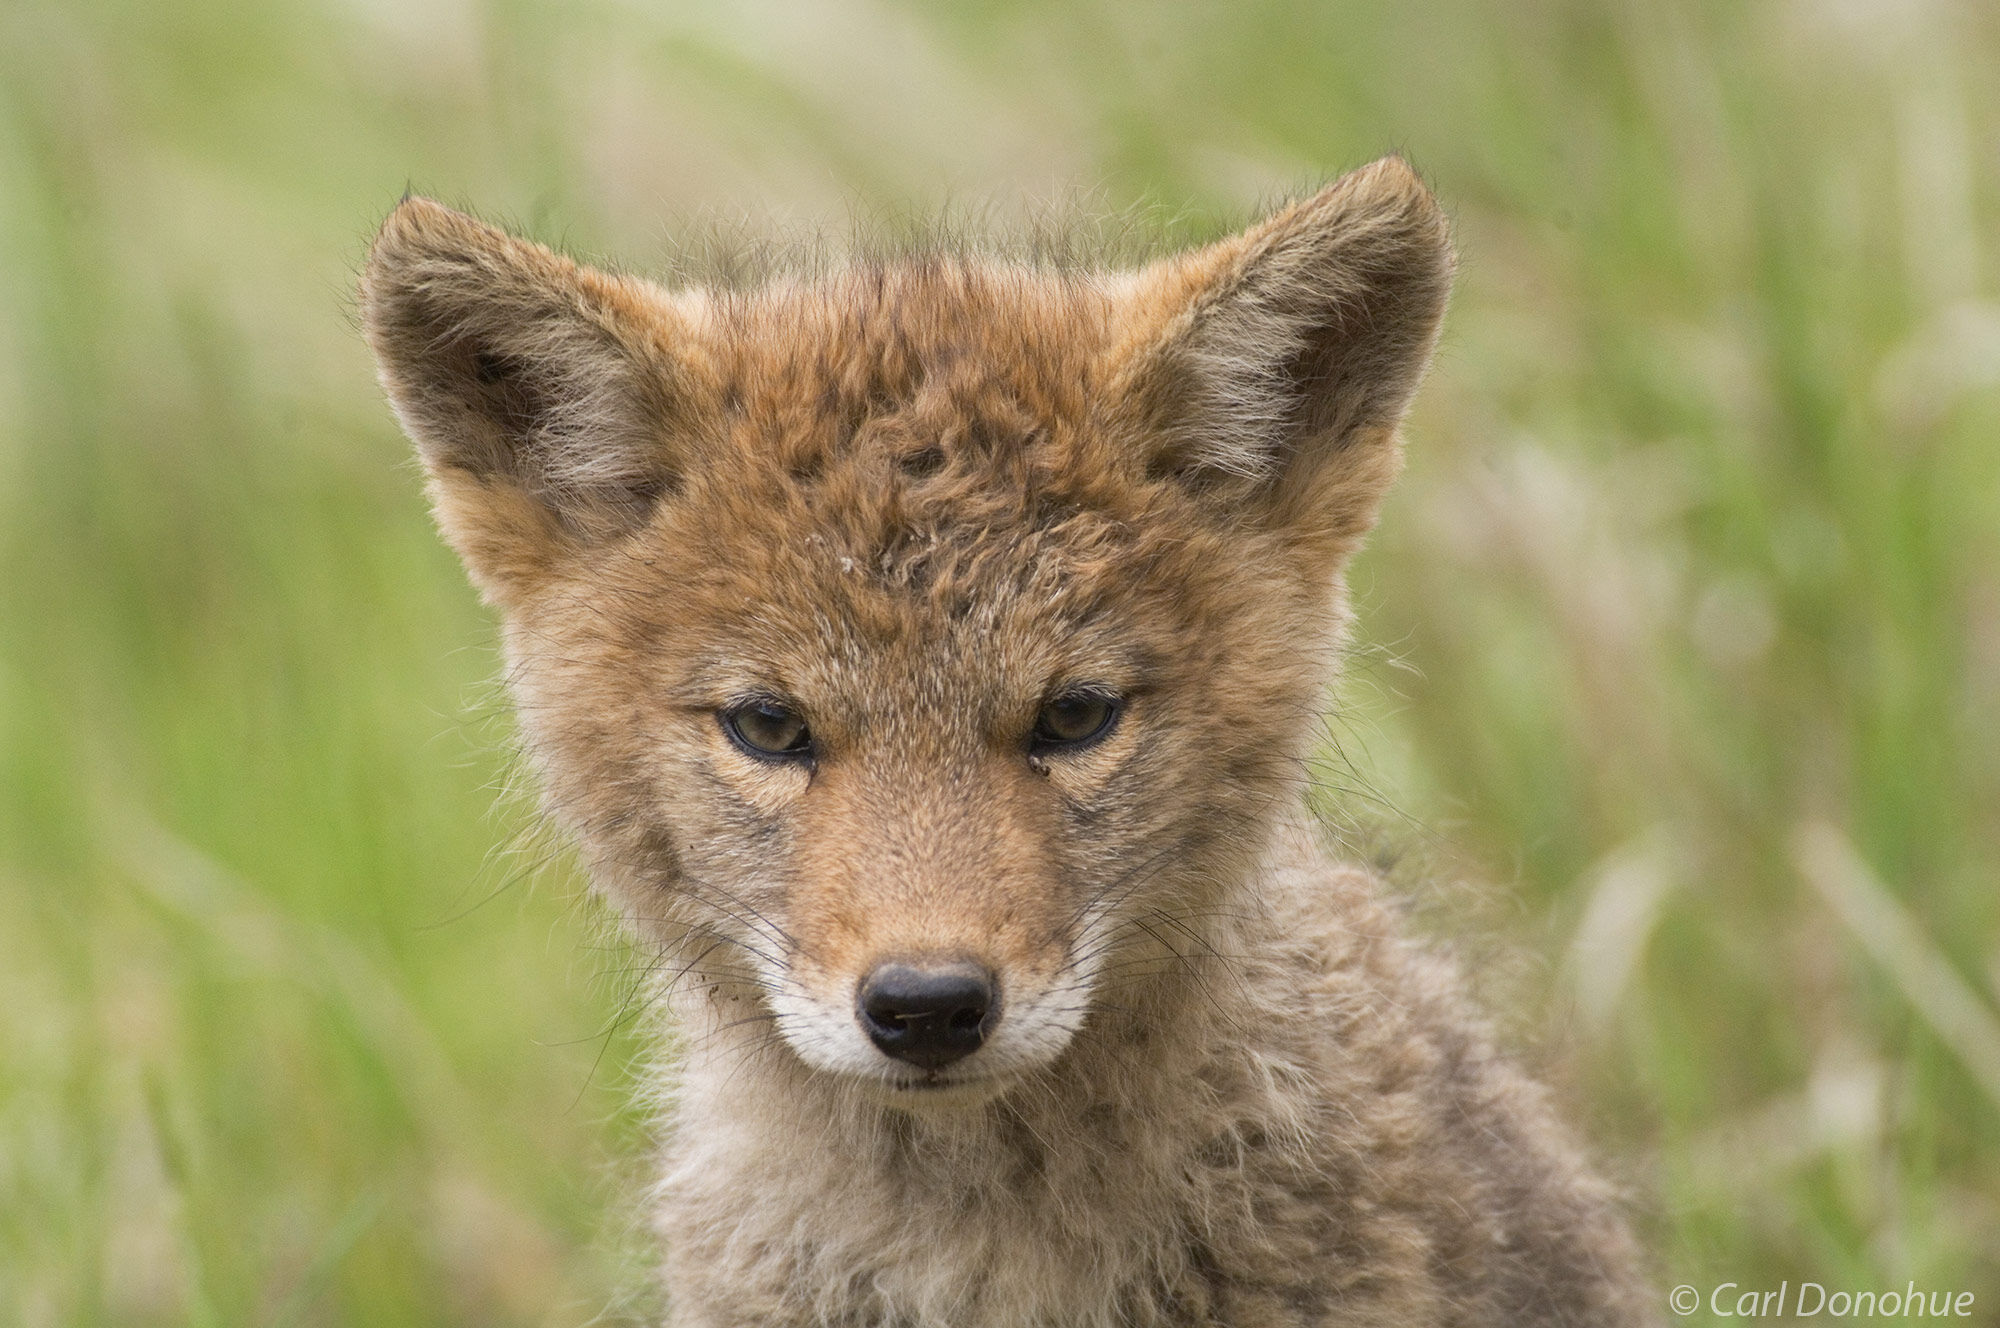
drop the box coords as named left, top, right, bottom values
left=363, top=160, right=1451, bottom=1105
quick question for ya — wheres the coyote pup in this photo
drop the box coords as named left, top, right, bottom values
left=363, top=158, right=1654, bottom=1326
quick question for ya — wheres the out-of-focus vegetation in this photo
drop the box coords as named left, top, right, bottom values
left=2, top=0, right=1996, bottom=1323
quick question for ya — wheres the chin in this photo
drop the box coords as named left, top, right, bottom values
left=854, top=1069, right=1017, bottom=1113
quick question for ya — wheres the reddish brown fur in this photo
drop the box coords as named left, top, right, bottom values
left=362, top=159, right=1656, bottom=1326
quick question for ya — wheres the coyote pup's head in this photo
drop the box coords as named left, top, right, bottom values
left=362, top=160, right=1451, bottom=1105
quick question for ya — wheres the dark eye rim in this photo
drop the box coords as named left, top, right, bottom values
left=1029, top=688, right=1123, bottom=754
left=719, top=697, right=815, bottom=763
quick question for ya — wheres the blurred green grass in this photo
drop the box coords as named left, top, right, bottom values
left=3, top=0, right=1997, bottom=1323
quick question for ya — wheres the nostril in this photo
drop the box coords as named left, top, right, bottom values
left=856, top=961, right=998, bottom=1070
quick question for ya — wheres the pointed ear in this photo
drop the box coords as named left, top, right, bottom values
left=359, top=197, right=699, bottom=605
left=1104, top=157, right=1453, bottom=555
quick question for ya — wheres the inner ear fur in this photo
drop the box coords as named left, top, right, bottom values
left=1105, top=156, right=1454, bottom=553
left=359, top=197, right=697, bottom=602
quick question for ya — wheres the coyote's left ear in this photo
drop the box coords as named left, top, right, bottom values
left=1105, top=156, right=1453, bottom=556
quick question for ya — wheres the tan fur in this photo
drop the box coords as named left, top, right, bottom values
left=361, top=159, right=1657, bottom=1326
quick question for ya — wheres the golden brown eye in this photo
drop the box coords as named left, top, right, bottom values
left=722, top=699, right=812, bottom=760
left=1031, top=692, right=1120, bottom=750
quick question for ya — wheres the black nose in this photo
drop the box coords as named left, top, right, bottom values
left=856, top=962, right=996, bottom=1070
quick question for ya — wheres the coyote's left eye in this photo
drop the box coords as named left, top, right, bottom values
left=721, top=699, right=813, bottom=760
left=1031, top=691, right=1121, bottom=751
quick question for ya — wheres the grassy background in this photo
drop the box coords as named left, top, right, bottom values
left=3, top=0, right=1997, bottom=1323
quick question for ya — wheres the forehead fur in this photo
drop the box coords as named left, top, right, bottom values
left=558, top=264, right=1288, bottom=736
left=655, top=260, right=1234, bottom=605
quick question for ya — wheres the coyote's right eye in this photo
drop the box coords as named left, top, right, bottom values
left=721, top=699, right=813, bottom=761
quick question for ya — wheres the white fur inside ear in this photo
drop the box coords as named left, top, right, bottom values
left=1115, top=157, right=1455, bottom=493
left=1164, top=296, right=1318, bottom=481
left=362, top=197, right=686, bottom=536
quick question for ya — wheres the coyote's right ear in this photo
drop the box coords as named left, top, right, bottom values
left=360, top=198, right=702, bottom=605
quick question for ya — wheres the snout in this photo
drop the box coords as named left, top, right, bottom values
left=856, top=960, right=997, bottom=1070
